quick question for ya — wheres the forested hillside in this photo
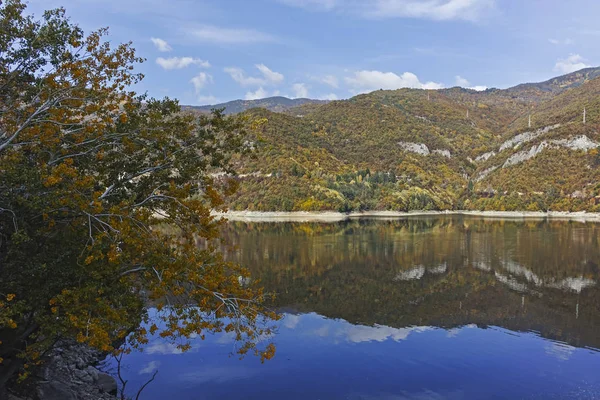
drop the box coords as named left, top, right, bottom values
left=196, top=68, right=600, bottom=213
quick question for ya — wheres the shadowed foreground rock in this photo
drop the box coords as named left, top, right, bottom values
left=9, top=341, right=116, bottom=400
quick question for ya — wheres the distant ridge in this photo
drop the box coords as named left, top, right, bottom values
left=183, top=96, right=329, bottom=115
left=504, top=66, right=600, bottom=98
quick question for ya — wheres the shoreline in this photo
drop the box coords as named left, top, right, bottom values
left=212, top=210, right=600, bottom=223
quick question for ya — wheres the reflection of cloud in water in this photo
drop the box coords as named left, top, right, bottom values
left=139, top=360, right=160, bottom=375
left=313, top=324, right=330, bottom=337
left=283, top=314, right=301, bottom=329
left=146, top=341, right=184, bottom=355
left=216, top=330, right=237, bottom=344
left=180, top=366, right=256, bottom=384
left=285, top=313, right=435, bottom=343
left=545, top=342, right=576, bottom=361
left=447, top=324, right=477, bottom=338
left=446, top=328, right=461, bottom=338
left=339, top=324, right=433, bottom=343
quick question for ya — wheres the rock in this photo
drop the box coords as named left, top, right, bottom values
left=475, top=151, right=495, bottom=162
left=86, top=365, right=100, bottom=381
left=15, top=340, right=119, bottom=400
left=501, top=135, right=600, bottom=169
left=398, top=141, right=430, bottom=156
left=503, top=141, right=550, bottom=167
left=37, top=382, right=77, bottom=400
left=97, top=373, right=118, bottom=394
left=73, top=368, right=95, bottom=384
left=555, top=135, right=599, bottom=151
left=475, top=166, right=498, bottom=182
left=433, top=149, right=452, bottom=158
left=74, top=356, right=87, bottom=369
left=499, top=124, right=560, bottom=151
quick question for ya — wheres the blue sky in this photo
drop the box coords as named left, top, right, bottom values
left=27, top=0, right=600, bottom=105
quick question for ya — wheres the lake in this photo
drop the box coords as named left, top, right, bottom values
left=111, top=216, right=600, bottom=399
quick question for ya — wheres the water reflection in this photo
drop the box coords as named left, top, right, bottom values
left=218, top=217, right=600, bottom=350
left=115, top=217, right=600, bottom=399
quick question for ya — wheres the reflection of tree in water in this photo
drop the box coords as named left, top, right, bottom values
left=213, top=217, right=600, bottom=350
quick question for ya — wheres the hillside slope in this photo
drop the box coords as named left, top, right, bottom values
left=206, top=68, right=600, bottom=213
left=472, top=76, right=600, bottom=211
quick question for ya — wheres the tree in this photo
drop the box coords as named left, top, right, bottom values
left=0, top=0, right=276, bottom=388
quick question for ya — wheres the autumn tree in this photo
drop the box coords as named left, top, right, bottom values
left=0, top=0, right=275, bottom=388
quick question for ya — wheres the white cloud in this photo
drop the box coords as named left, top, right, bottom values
left=554, top=54, right=591, bottom=74
left=139, top=361, right=160, bottom=375
left=279, top=0, right=495, bottom=22
left=454, top=75, right=488, bottom=91
left=322, top=74, right=339, bottom=88
left=245, top=87, right=269, bottom=100
left=455, top=75, right=470, bottom=87
left=150, top=37, right=172, bottom=52
left=256, top=64, right=285, bottom=84
left=545, top=343, right=576, bottom=361
left=196, top=95, right=218, bottom=105
left=368, top=0, right=495, bottom=21
left=549, top=38, right=574, bottom=45
left=292, top=83, right=309, bottom=98
left=190, top=72, right=213, bottom=93
left=180, top=366, right=256, bottom=384
left=320, top=93, right=339, bottom=100
left=156, top=57, right=210, bottom=70
left=224, top=67, right=265, bottom=86
left=277, top=0, right=339, bottom=11
left=188, top=25, right=276, bottom=44
left=345, top=70, right=443, bottom=93
left=225, top=64, right=285, bottom=87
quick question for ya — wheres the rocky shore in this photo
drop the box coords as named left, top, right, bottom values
left=7, top=341, right=117, bottom=400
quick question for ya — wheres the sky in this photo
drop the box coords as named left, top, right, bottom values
left=26, top=0, right=600, bottom=105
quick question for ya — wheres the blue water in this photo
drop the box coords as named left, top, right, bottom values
left=113, top=312, right=600, bottom=400
left=110, top=218, right=600, bottom=399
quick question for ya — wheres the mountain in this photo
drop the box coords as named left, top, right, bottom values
left=210, top=68, right=600, bottom=213
left=505, top=67, right=600, bottom=101
left=183, top=96, right=328, bottom=115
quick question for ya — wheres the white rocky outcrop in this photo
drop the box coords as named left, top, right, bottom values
left=554, top=135, right=599, bottom=151
left=503, top=135, right=599, bottom=168
left=398, top=142, right=452, bottom=158
left=475, top=165, right=498, bottom=182
left=475, top=151, right=496, bottom=162
left=503, top=141, right=550, bottom=167
left=398, top=141, right=430, bottom=156
left=433, top=149, right=452, bottom=158
left=499, top=124, right=560, bottom=151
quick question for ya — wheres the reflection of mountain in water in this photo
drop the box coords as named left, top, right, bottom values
left=215, top=217, right=600, bottom=350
